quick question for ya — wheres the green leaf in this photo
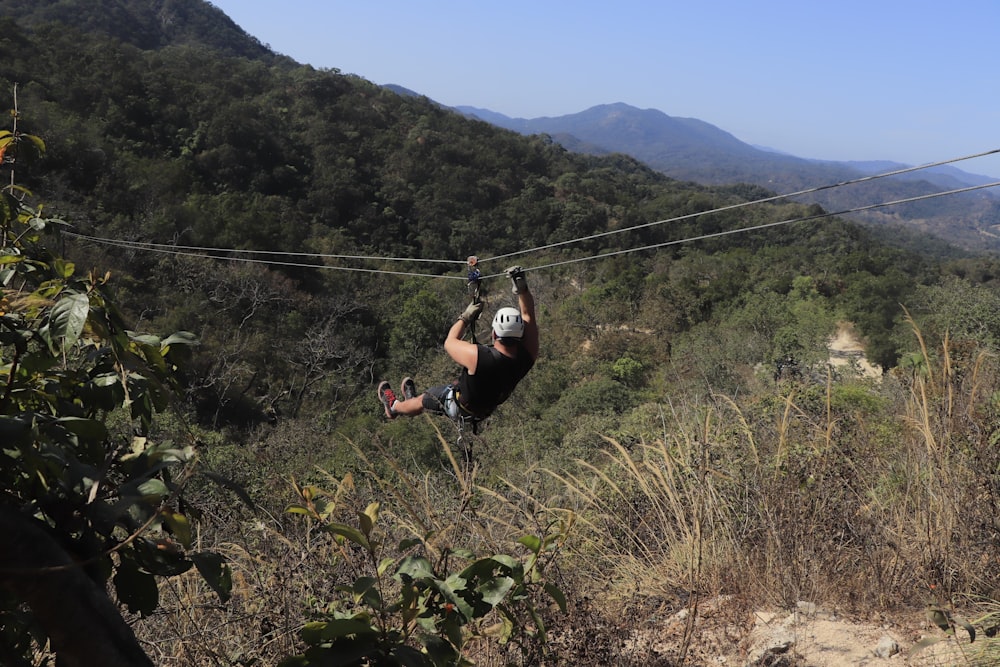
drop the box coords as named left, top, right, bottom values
left=517, top=535, right=542, bottom=553
left=544, top=582, right=567, bottom=612
left=377, top=557, right=396, bottom=576
left=162, top=509, right=192, bottom=548
left=47, top=291, right=89, bottom=353
left=528, top=603, right=547, bottom=642
left=422, top=633, right=459, bottom=667
left=477, top=575, right=515, bottom=607
left=359, top=501, right=379, bottom=537
left=396, top=555, right=434, bottom=581
left=160, top=331, right=199, bottom=348
left=313, top=618, right=378, bottom=641
left=113, top=556, right=159, bottom=617
left=358, top=510, right=374, bottom=538
left=91, top=373, right=121, bottom=387
left=352, top=576, right=377, bottom=598
left=449, top=547, right=476, bottom=560
left=460, top=555, right=520, bottom=583
left=191, top=551, right=232, bottom=603
left=145, top=441, right=192, bottom=464
left=137, top=478, right=169, bottom=502
left=22, top=133, right=45, bottom=154
left=398, top=537, right=423, bottom=550
left=52, top=417, right=108, bottom=443
left=436, top=575, right=475, bottom=620
left=131, top=339, right=169, bottom=375
left=52, top=258, right=74, bottom=279
left=130, top=538, right=192, bottom=577
left=299, top=621, right=329, bottom=645
left=441, top=613, right=464, bottom=655
left=0, top=194, right=17, bottom=227
left=488, top=554, right=520, bottom=571
left=130, top=333, right=162, bottom=346
left=388, top=644, right=431, bottom=667
left=326, top=522, right=370, bottom=550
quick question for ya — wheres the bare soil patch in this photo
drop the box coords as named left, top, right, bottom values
left=548, top=596, right=979, bottom=666
left=828, top=323, right=881, bottom=378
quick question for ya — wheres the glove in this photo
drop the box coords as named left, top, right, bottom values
left=505, top=266, right=528, bottom=295
left=459, top=301, right=483, bottom=324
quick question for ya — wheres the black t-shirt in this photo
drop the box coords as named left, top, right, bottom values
left=457, top=344, right=535, bottom=417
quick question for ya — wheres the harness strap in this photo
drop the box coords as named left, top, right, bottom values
left=454, top=389, right=485, bottom=435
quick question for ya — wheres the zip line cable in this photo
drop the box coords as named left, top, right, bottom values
left=480, top=147, right=1000, bottom=265
left=60, top=232, right=467, bottom=267
left=68, top=179, right=1000, bottom=281
left=64, top=232, right=467, bottom=279
left=491, top=179, right=1000, bottom=277
left=63, top=149, right=1000, bottom=280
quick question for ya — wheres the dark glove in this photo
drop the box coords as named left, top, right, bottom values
left=459, top=301, right=483, bottom=324
left=505, top=266, right=528, bottom=295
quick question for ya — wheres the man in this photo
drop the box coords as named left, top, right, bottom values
left=377, top=266, right=538, bottom=422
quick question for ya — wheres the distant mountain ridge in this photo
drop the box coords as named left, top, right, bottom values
left=456, top=102, right=997, bottom=192
left=463, top=103, right=757, bottom=157
left=448, top=102, right=1000, bottom=253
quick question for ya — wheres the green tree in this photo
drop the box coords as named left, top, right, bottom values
left=390, top=283, right=450, bottom=365
left=0, top=98, right=229, bottom=666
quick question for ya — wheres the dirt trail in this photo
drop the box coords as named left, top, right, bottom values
left=828, top=323, right=881, bottom=378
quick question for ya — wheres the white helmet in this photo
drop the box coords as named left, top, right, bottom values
left=492, top=307, right=524, bottom=339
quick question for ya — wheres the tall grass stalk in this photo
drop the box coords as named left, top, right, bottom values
left=549, top=408, right=738, bottom=599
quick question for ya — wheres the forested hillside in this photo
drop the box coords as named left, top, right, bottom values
left=0, top=2, right=944, bottom=425
left=459, top=102, right=1000, bottom=253
left=5, top=2, right=1000, bottom=665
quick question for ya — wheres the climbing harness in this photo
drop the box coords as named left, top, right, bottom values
left=427, top=382, right=484, bottom=463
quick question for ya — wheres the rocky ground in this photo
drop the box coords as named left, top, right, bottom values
left=828, top=323, right=881, bottom=379
left=543, top=594, right=987, bottom=666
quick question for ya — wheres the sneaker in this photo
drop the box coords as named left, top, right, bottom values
left=377, top=381, right=397, bottom=419
left=401, top=377, right=417, bottom=401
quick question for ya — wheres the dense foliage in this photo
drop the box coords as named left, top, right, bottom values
left=0, top=6, right=961, bottom=439
left=0, top=107, right=231, bottom=665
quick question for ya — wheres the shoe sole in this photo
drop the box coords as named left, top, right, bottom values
left=401, top=377, right=417, bottom=401
left=377, top=382, right=395, bottom=418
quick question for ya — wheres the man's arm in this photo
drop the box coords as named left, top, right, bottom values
left=444, top=318, right=480, bottom=372
left=504, top=267, right=539, bottom=361
left=515, top=283, right=539, bottom=362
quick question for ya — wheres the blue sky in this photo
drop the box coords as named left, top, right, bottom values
left=209, top=1, right=1000, bottom=178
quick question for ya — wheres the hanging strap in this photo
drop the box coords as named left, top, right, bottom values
left=465, top=255, right=483, bottom=344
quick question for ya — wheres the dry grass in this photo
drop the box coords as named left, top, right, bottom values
left=133, top=417, right=580, bottom=666
left=131, top=327, right=1000, bottom=665
left=542, top=325, right=1000, bottom=662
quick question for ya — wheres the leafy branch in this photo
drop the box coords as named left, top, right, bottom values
left=281, top=479, right=568, bottom=667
